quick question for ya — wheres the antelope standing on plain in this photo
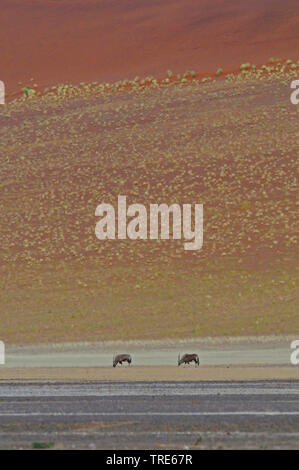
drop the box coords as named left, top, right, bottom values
left=178, top=353, right=199, bottom=367
left=113, top=353, right=132, bottom=367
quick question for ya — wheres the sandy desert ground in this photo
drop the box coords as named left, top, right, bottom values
left=1, top=335, right=298, bottom=381
left=1, top=366, right=298, bottom=382
left=1, top=68, right=298, bottom=344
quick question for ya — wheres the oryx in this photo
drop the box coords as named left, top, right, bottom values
left=113, top=353, right=132, bottom=367
left=178, top=353, right=199, bottom=367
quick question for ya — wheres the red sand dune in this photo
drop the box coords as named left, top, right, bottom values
left=1, top=0, right=299, bottom=95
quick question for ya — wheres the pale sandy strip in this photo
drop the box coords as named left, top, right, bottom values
left=0, top=366, right=298, bottom=382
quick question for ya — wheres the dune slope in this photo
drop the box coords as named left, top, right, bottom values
left=0, top=70, right=298, bottom=344
left=1, top=0, right=299, bottom=96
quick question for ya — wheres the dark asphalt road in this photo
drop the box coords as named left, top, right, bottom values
left=0, top=381, right=298, bottom=449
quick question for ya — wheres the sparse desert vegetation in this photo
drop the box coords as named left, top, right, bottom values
left=0, top=63, right=298, bottom=344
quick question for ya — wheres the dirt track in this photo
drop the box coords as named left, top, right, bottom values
left=0, top=381, right=298, bottom=449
